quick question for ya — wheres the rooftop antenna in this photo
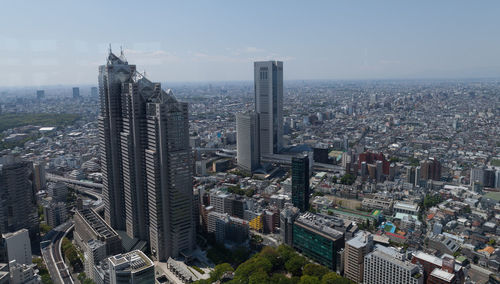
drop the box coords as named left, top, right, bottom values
left=109, top=43, right=112, bottom=54
left=120, top=45, right=124, bottom=56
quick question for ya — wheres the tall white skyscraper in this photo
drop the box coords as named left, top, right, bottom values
left=254, top=61, right=283, bottom=155
left=236, top=112, right=260, bottom=172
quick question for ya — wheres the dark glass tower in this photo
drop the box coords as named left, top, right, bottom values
left=292, top=154, right=310, bottom=211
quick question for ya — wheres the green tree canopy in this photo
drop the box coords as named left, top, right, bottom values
left=285, top=255, right=307, bottom=276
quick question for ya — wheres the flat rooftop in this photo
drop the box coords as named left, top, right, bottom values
left=295, top=212, right=344, bottom=240
left=78, top=208, right=118, bottom=239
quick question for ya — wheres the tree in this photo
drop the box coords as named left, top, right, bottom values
left=285, top=255, right=307, bottom=276
left=234, top=256, right=272, bottom=283
left=300, top=275, right=321, bottom=284
left=259, top=246, right=282, bottom=270
left=210, top=263, right=234, bottom=281
left=303, top=263, right=329, bottom=279
left=277, top=244, right=297, bottom=263
left=249, top=270, right=270, bottom=284
left=270, top=274, right=294, bottom=284
left=321, top=272, right=341, bottom=284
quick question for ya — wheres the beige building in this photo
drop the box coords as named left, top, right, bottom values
left=344, top=231, right=373, bottom=283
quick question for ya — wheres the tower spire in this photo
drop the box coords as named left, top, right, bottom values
left=109, top=43, right=112, bottom=54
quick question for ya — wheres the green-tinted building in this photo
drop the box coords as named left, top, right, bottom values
left=292, top=155, right=310, bottom=211
left=292, top=212, right=344, bottom=270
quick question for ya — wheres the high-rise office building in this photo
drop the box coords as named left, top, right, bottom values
left=36, top=90, right=45, bottom=100
left=406, top=166, right=415, bottom=184
left=91, top=86, right=98, bottom=97
left=415, top=166, right=421, bottom=187
left=0, top=156, right=38, bottom=240
left=293, top=212, right=344, bottom=271
left=420, top=158, right=441, bottom=181
left=236, top=112, right=260, bottom=172
left=292, top=154, right=310, bottom=211
left=32, top=162, right=46, bottom=191
left=344, top=231, right=373, bottom=283
left=145, top=90, right=195, bottom=261
left=254, top=61, right=283, bottom=155
left=98, top=51, right=194, bottom=260
left=279, top=205, right=299, bottom=246
left=73, top=87, right=80, bottom=99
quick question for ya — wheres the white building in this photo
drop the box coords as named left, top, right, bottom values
left=364, top=245, right=423, bottom=284
left=393, top=202, right=420, bottom=216
left=2, top=229, right=32, bottom=265
left=9, top=260, right=40, bottom=284
left=108, top=250, right=154, bottom=284
left=236, top=112, right=260, bottom=172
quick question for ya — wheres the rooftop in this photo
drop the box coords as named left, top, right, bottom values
left=109, top=250, right=153, bottom=272
left=430, top=268, right=455, bottom=281
left=295, top=212, right=344, bottom=240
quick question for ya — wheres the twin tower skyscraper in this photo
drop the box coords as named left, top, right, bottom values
left=98, top=51, right=195, bottom=261
left=236, top=61, right=284, bottom=172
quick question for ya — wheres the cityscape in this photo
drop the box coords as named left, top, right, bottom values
left=0, top=1, right=500, bottom=284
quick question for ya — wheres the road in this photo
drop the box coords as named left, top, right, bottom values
left=42, top=222, right=75, bottom=284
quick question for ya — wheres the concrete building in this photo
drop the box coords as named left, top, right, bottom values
left=2, top=229, right=31, bottom=265
left=236, top=112, right=260, bottom=172
left=280, top=206, right=299, bottom=246
left=470, top=167, right=484, bottom=186
left=74, top=209, right=122, bottom=258
left=344, top=231, right=373, bottom=283
left=292, top=154, right=310, bottom=211
left=8, top=260, right=40, bottom=284
left=293, top=212, right=344, bottom=271
left=107, top=250, right=154, bottom=284
left=420, top=158, right=441, bottom=181
left=393, top=202, right=420, bottom=216
left=84, top=239, right=107, bottom=280
left=72, top=87, right=80, bottom=99
left=47, top=182, right=67, bottom=202
left=36, top=90, right=45, bottom=100
left=364, top=245, right=423, bottom=284
left=91, top=86, right=98, bottom=97
left=42, top=197, right=68, bottom=228
left=0, top=156, right=38, bottom=239
left=32, top=162, right=46, bottom=192
left=254, top=61, right=283, bottom=155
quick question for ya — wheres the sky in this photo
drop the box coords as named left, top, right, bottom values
left=1, top=0, right=500, bottom=86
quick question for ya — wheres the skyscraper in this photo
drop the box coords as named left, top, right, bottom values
left=98, top=51, right=194, bottom=260
left=145, top=90, right=195, bottom=260
left=91, top=86, right=98, bottom=97
left=292, top=154, right=310, bottom=211
left=236, top=112, right=260, bottom=172
left=99, top=51, right=135, bottom=231
left=0, top=156, right=38, bottom=240
left=420, top=158, right=441, bottom=181
left=73, top=87, right=80, bottom=99
left=254, top=61, right=283, bottom=155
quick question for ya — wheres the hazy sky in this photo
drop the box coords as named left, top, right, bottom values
left=1, top=0, right=500, bottom=86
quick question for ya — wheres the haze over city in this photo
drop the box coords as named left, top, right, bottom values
left=1, top=0, right=500, bottom=86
